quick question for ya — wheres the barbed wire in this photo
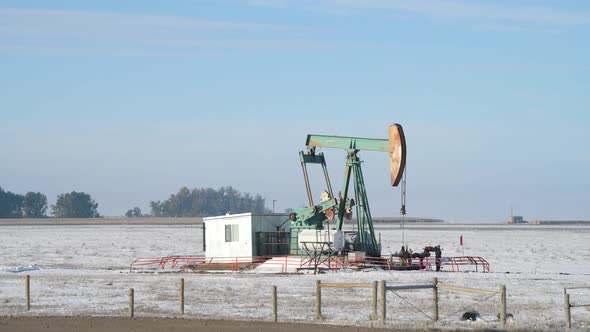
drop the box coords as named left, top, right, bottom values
left=441, top=292, right=498, bottom=322
left=388, top=289, right=432, bottom=320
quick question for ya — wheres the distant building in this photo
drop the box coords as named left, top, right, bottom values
left=509, top=216, right=527, bottom=224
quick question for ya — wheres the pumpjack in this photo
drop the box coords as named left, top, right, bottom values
left=289, top=124, right=406, bottom=257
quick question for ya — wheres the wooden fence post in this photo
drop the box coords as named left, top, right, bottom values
left=372, top=281, right=378, bottom=320
left=432, top=277, right=438, bottom=322
left=25, top=274, right=30, bottom=311
left=180, top=278, right=185, bottom=315
left=129, top=288, right=134, bottom=318
left=380, top=280, right=386, bottom=322
left=271, top=286, right=277, bottom=322
left=499, top=285, right=506, bottom=326
left=315, top=280, right=321, bottom=320
left=564, top=291, right=571, bottom=329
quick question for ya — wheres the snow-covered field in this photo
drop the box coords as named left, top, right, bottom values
left=0, top=224, right=589, bottom=331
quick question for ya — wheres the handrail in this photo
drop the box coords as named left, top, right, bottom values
left=129, top=254, right=490, bottom=273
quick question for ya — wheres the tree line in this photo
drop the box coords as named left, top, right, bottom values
left=146, top=186, right=269, bottom=217
left=1, top=186, right=269, bottom=218
left=0, top=187, right=99, bottom=218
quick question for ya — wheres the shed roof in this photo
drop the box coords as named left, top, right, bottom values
left=203, top=212, right=289, bottom=222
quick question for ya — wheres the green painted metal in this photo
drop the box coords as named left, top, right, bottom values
left=350, top=153, right=379, bottom=256
left=293, top=198, right=337, bottom=227
left=289, top=198, right=337, bottom=255
left=335, top=155, right=352, bottom=232
left=298, top=151, right=334, bottom=207
left=334, top=150, right=379, bottom=256
left=300, top=152, right=326, bottom=164
left=291, top=132, right=392, bottom=257
left=306, top=135, right=390, bottom=152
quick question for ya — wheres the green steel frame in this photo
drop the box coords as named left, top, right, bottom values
left=291, top=134, right=391, bottom=257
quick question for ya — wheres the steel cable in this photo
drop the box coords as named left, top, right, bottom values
left=388, top=289, right=432, bottom=320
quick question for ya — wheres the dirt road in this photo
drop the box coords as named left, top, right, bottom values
left=0, top=317, right=411, bottom=332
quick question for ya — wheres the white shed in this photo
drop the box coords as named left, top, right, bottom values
left=203, top=212, right=290, bottom=261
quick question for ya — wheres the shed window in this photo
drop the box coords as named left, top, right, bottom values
left=225, top=224, right=239, bottom=242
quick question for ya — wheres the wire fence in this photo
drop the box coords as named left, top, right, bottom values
left=564, top=287, right=590, bottom=329
left=3, top=274, right=587, bottom=329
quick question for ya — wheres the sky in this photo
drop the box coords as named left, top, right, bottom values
left=1, top=0, right=589, bottom=221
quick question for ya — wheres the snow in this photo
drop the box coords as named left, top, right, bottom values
left=253, top=256, right=307, bottom=273
left=0, top=223, right=589, bottom=331
left=1, top=265, right=41, bottom=273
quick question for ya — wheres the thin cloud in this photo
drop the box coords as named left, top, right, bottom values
left=459, top=64, right=590, bottom=73
left=475, top=23, right=561, bottom=34
left=243, top=0, right=590, bottom=26
left=0, top=8, right=319, bottom=55
left=0, top=8, right=303, bottom=34
left=147, top=38, right=343, bottom=50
